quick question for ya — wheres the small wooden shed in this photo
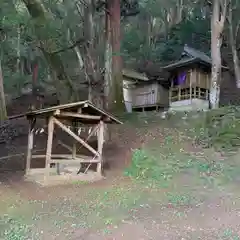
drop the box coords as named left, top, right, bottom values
left=18, top=101, right=122, bottom=186
left=122, top=68, right=169, bottom=112
left=163, top=45, right=228, bottom=111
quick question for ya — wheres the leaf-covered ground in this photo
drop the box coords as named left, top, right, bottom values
left=1, top=111, right=240, bottom=240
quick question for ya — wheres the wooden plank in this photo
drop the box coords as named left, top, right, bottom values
left=197, top=70, right=201, bottom=99
left=190, top=69, right=192, bottom=100
left=206, top=73, right=209, bottom=100
left=55, top=111, right=101, bottom=120
left=45, top=116, right=54, bottom=180
left=77, top=124, right=100, bottom=152
left=57, top=140, right=72, bottom=152
left=32, top=154, right=96, bottom=159
left=72, top=122, right=78, bottom=159
left=50, top=159, right=100, bottom=164
left=97, top=121, right=104, bottom=174
left=72, top=108, right=82, bottom=158
left=27, top=168, right=56, bottom=175
left=26, top=118, right=36, bottom=175
left=32, top=154, right=72, bottom=159
left=53, top=117, right=100, bottom=157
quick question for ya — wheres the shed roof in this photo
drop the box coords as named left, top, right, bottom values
left=122, top=68, right=149, bottom=81
left=10, top=101, right=123, bottom=124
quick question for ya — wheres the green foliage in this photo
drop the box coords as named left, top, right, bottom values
left=122, top=0, right=211, bottom=65
left=125, top=148, right=203, bottom=185
left=195, top=107, right=240, bottom=151
left=154, top=18, right=211, bottom=64
left=124, top=149, right=162, bottom=181
left=0, top=217, right=29, bottom=240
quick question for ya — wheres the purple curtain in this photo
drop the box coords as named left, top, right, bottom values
left=173, top=72, right=187, bottom=86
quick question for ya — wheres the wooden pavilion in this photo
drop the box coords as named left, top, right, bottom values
left=163, top=45, right=228, bottom=111
left=20, top=100, right=122, bottom=186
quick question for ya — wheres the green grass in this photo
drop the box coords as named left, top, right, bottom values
left=0, top=182, right=158, bottom=239
left=3, top=109, right=240, bottom=239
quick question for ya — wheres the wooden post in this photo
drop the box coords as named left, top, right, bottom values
left=192, top=69, right=197, bottom=99
left=26, top=118, right=36, bottom=175
left=198, top=71, right=201, bottom=99
left=45, top=116, right=54, bottom=180
left=169, top=80, right=171, bottom=103
left=206, top=73, right=209, bottom=100
left=97, top=121, right=104, bottom=174
left=190, top=70, right=192, bottom=101
left=72, top=108, right=81, bottom=158
left=72, top=121, right=77, bottom=159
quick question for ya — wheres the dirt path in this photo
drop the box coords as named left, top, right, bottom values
left=2, top=170, right=240, bottom=240
left=74, top=188, right=240, bottom=240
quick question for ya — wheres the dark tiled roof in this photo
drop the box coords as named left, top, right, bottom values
left=163, top=45, right=227, bottom=70
left=183, top=45, right=211, bottom=64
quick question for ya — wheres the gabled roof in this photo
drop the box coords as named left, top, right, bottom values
left=183, top=45, right=212, bottom=64
left=163, top=45, right=228, bottom=71
left=9, top=101, right=122, bottom=124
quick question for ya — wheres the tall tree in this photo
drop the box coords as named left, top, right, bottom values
left=22, top=0, right=76, bottom=102
left=210, top=0, right=228, bottom=109
left=0, top=58, right=7, bottom=121
left=104, top=0, right=112, bottom=110
left=228, top=0, right=240, bottom=87
left=107, top=0, right=124, bottom=112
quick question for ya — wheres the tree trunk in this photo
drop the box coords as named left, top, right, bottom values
left=108, top=0, right=124, bottom=112
left=83, top=0, right=104, bottom=107
left=210, top=0, right=227, bottom=109
left=31, top=61, right=39, bottom=109
left=230, top=36, right=240, bottom=88
left=84, top=0, right=95, bottom=103
left=22, top=0, right=76, bottom=102
left=0, top=59, right=7, bottom=121
left=104, top=3, right=112, bottom=110
left=228, top=0, right=240, bottom=87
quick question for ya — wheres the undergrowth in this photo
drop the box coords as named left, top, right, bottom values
left=125, top=147, right=240, bottom=188
left=124, top=148, right=223, bottom=187
left=194, top=106, right=240, bottom=151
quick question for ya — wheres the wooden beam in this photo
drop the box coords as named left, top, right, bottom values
left=190, top=69, right=192, bottom=101
left=55, top=111, right=101, bottom=120
left=97, top=121, right=104, bottom=174
left=77, top=124, right=99, bottom=152
left=27, top=168, right=56, bottom=175
left=72, top=122, right=78, bottom=159
left=32, top=154, right=98, bottom=160
left=57, top=140, right=72, bottom=152
left=26, top=118, right=36, bottom=175
left=50, top=159, right=99, bottom=164
left=53, top=117, right=100, bottom=157
left=45, top=116, right=54, bottom=180
left=32, top=154, right=73, bottom=159
left=197, top=70, right=201, bottom=99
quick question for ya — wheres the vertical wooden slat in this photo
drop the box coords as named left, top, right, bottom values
left=45, top=116, right=54, bottom=180
left=97, top=121, right=104, bottom=174
left=72, top=121, right=77, bottom=159
left=192, top=68, right=197, bottom=99
left=190, top=69, right=192, bottom=101
left=178, top=72, right=181, bottom=101
left=72, top=108, right=81, bottom=158
left=206, top=73, right=209, bottom=100
left=198, top=71, right=201, bottom=99
left=26, top=118, right=36, bottom=175
left=169, top=78, right=173, bottom=103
